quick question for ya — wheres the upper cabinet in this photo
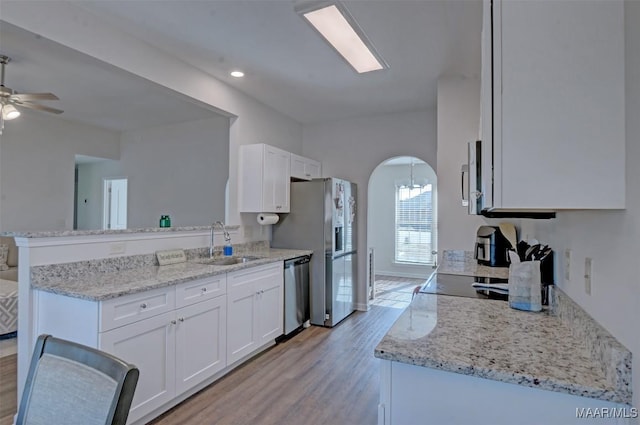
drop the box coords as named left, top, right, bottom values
left=480, top=0, right=625, bottom=211
left=290, top=153, right=322, bottom=181
left=239, top=144, right=291, bottom=213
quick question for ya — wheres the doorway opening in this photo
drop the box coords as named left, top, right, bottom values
left=367, top=156, right=437, bottom=308
left=103, top=178, right=128, bottom=230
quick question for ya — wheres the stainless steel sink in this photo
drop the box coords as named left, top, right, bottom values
left=193, top=256, right=261, bottom=266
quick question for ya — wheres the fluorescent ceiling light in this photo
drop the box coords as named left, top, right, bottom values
left=2, top=104, right=20, bottom=120
left=298, top=3, right=388, bottom=74
left=230, top=70, right=245, bottom=78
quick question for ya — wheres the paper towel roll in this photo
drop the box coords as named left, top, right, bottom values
left=257, top=213, right=279, bottom=225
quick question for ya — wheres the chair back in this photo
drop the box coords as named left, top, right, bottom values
left=16, top=334, right=139, bottom=425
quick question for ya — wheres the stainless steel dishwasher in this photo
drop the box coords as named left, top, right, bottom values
left=283, top=255, right=311, bottom=336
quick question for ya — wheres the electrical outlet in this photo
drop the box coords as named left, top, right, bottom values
left=584, top=257, right=592, bottom=295
left=109, top=242, right=126, bottom=255
left=564, top=249, right=571, bottom=282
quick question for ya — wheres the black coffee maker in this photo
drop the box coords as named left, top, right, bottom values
left=474, top=226, right=511, bottom=267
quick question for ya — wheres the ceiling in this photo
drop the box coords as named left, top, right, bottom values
left=0, top=0, right=482, bottom=131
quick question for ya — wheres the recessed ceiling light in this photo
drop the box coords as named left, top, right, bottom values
left=230, top=70, right=245, bottom=78
left=296, top=2, right=388, bottom=74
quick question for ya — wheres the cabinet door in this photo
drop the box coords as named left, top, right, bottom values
left=290, top=154, right=308, bottom=180
left=227, top=281, right=258, bottom=365
left=99, top=311, right=176, bottom=424
left=256, top=272, right=283, bottom=345
left=489, top=0, right=625, bottom=210
left=175, top=296, right=227, bottom=395
left=263, top=146, right=290, bottom=212
left=290, top=153, right=321, bottom=180
left=305, top=159, right=321, bottom=179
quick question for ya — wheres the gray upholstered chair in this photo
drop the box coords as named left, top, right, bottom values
left=16, top=334, right=139, bottom=425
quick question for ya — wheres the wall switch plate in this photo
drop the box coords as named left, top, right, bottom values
left=584, top=257, right=592, bottom=295
left=564, top=249, right=571, bottom=282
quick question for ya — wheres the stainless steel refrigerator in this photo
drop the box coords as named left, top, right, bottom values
left=272, top=178, right=357, bottom=327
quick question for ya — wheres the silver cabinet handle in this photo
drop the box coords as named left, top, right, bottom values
left=140, top=303, right=148, bottom=309
left=178, top=317, right=185, bottom=322
left=170, top=319, right=177, bottom=325
left=201, top=287, right=208, bottom=293
left=461, top=164, right=469, bottom=207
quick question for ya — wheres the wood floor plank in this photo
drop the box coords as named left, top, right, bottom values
left=150, top=305, right=402, bottom=425
left=0, top=353, right=16, bottom=422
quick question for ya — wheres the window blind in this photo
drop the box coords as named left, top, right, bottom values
left=395, top=184, right=434, bottom=264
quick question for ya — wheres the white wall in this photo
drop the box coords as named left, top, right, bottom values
left=0, top=110, right=120, bottom=232
left=302, top=108, right=437, bottom=308
left=1, top=2, right=304, bottom=236
left=119, top=116, right=230, bottom=228
left=369, top=161, right=436, bottom=278
left=529, top=0, right=640, bottom=410
left=436, top=76, right=487, bottom=254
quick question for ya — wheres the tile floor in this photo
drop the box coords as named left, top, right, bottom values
left=370, top=275, right=427, bottom=309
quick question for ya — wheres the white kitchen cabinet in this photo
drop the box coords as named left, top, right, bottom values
left=379, top=360, right=632, bottom=425
left=239, top=143, right=291, bottom=213
left=480, top=0, right=625, bottom=211
left=100, top=311, right=176, bottom=423
left=227, top=262, right=283, bottom=365
left=174, top=296, right=226, bottom=395
left=290, top=153, right=321, bottom=181
left=100, top=296, right=226, bottom=423
left=35, top=275, right=228, bottom=425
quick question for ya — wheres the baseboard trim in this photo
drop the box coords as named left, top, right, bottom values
left=355, top=303, right=370, bottom=312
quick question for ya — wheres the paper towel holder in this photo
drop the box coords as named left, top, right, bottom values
left=257, top=213, right=279, bottom=225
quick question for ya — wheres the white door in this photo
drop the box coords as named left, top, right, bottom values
left=227, top=283, right=258, bottom=365
left=175, top=297, right=227, bottom=395
left=256, top=277, right=283, bottom=344
left=103, top=178, right=128, bottom=229
left=99, top=311, right=175, bottom=423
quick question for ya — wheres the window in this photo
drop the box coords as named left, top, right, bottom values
left=395, top=184, right=434, bottom=264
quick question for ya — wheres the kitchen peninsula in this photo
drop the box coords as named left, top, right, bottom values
left=375, top=251, right=632, bottom=425
left=10, top=226, right=311, bottom=424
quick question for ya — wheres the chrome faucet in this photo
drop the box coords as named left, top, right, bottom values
left=210, top=221, right=231, bottom=258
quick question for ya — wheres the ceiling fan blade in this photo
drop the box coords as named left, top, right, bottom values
left=11, top=92, right=59, bottom=102
left=17, top=102, right=64, bottom=114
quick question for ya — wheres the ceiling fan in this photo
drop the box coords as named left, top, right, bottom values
left=1, top=55, right=63, bottom=133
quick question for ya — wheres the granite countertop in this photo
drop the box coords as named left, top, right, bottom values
left=375, top=293, right=627, bottom=403
left=32, top=248, right=312, bottom=301
left=3, top=225, right=237, bottom=239
left=374, top=249, right=631, bottom=405
left=438, top=249, right=509, bottom=279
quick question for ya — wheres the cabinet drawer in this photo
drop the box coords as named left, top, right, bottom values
left=175, top=274, right=226, bottom=308
left=227, top=262, right=282, bottom=292
left=100, top=286, right=175, bottom=332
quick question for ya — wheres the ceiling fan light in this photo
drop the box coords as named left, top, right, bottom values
left=2, top=104, right=20, bottom=120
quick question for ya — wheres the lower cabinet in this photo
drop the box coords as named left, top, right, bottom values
left=227, top=262, right=283, bottom=365
left=100, top=311, right=176, bottom=422
left=99, top=296, right=227, bottom=423
left=379, top=360, right=632, bottom=425
left=34, top=262, right=284, bottom=424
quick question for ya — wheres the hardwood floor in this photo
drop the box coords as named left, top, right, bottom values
left=150, top=305, right=403, bottom=425
left=0, top=353, right=17, bottom=425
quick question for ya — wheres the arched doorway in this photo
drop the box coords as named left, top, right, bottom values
left=367, top=156, right=437, bottom=308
